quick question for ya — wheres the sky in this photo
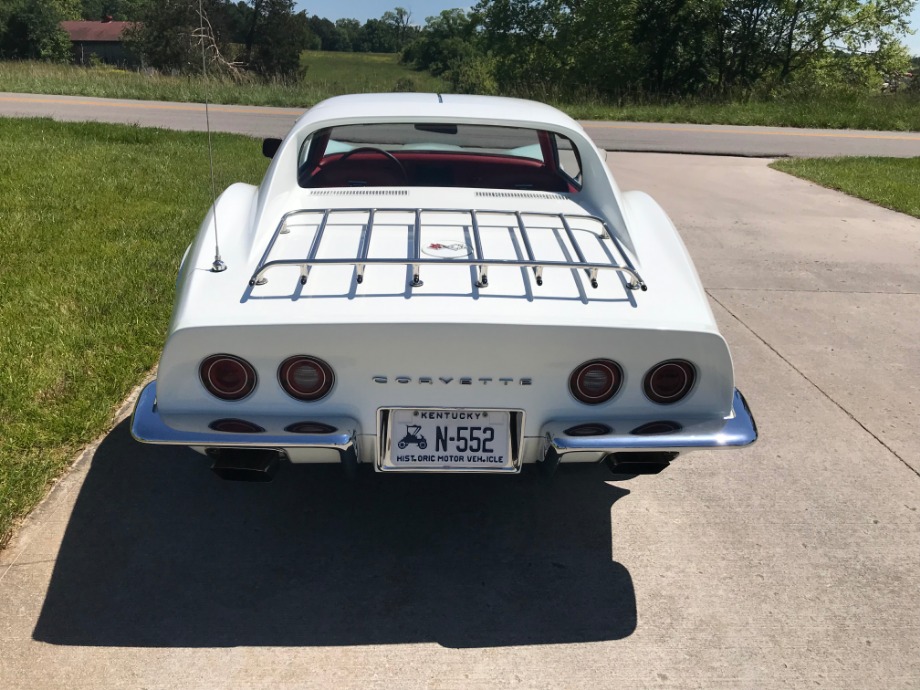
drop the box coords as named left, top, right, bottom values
left=295, top=1, right=920, bottom=56
left=295, top=1, right=471, bottom=24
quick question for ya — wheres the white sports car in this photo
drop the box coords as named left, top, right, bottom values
left=130, top=93, right=757, bottom=481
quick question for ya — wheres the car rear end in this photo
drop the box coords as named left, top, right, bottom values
left=131, top=95, right=757, bottom=480
left=135, top=308, right=754, bottom=479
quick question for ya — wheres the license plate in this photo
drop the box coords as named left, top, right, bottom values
left=381, top=408, right=517, bottom=472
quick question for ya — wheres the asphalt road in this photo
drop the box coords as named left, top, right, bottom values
left=3, top=91, right=920, bottom=157
left=1, top=149, right=918, bottom=688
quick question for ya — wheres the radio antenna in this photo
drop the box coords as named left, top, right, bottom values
left=199, top=0, right=226, bottom=272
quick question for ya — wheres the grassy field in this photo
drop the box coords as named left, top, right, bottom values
left=0, top=118, right=267, bottom=548
left=771, top=157, right=920, bottom=219
left=2, top=57, right=920, bottom=130
left=0, top=53, right=446, bottom=108
left=301, top=50, right=445, bottom=93
left=561, top=93, right=920, bottom=132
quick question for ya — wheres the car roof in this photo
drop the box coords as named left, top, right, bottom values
left=295, top=93, right=585, bottom=134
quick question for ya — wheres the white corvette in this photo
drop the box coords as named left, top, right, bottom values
left=130, top=93, right=757, bottom=480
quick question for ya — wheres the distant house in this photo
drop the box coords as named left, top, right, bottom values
left=60, top=18, right=136, bottom=66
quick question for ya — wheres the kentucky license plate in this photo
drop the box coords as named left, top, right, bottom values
left=383, top=408, right=515, bottom=472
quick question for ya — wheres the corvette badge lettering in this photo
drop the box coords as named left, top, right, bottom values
left=373, top=376, right=532, bottom=385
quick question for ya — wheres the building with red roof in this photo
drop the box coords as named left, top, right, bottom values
left=60, top=18, right=137, bottom=66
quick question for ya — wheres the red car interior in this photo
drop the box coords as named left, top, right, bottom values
left=301, top=151, right=577, bottom=193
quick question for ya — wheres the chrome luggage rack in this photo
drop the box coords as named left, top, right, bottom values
left=248, top=207, right=648, bottom=292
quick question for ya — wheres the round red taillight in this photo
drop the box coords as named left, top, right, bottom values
left=569, top=359, right=622, bottom=404
left=278, top=356, right=335, bottom=401
left=208, top=418, right=265, bottom=433
left=200, top=355, right=257, bottom=401
left=644, top=360, right=695, bottom=404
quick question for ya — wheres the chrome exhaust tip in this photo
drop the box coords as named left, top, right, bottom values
left=604, top=452, right=678, bottom=475
left=207, top=448, right=281, bottom=482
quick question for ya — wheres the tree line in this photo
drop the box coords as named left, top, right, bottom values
left=404, top=1, right=918, bottom=99
left=1, top=0, right=916, bottom=97
left=0, top=0, right=419, bottom=80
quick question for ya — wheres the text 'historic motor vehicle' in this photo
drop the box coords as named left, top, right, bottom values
left=131, top=93, right=757, bottom=481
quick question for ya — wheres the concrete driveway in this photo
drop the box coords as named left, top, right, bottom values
left=1, top=153, right=918, bottom=688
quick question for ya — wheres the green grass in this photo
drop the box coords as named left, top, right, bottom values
left=300, top=50, right=446, bottom=93
left=0, top=54, right=446, bottom=108
left=2, top=58, right=919, bottom=130
left=558, top=93, right=920, bottom=131
left=771, top=157, right=920, bottom=218
left=0, top=118, right=267, bottom=547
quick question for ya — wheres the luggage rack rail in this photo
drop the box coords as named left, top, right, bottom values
left=248, top=207, right=648, bottom=292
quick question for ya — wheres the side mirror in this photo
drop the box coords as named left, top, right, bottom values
left=262, top=138, right=282, bottom=159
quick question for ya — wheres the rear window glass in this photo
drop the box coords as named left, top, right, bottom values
left=301, top=123, right=545, bottom=164
left=298, top=123, right=581, bottom=193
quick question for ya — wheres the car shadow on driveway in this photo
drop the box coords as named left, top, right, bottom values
left=33, top=419, right=636, bottom=648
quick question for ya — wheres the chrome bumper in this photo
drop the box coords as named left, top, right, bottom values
left=132, top=381, right=756, bottom=473
left=130, top=381, right=360, bottom=457
left=542, top=389, right=757, bottom=459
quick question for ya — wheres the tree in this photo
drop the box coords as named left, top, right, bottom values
left=382, top=7, right=414, bottom=50
left=466, top=0, right=917, bottom=98
left=469, top=0, right=588, bottom=94
left=308, top=15, right=345, bottom=50
left=403, top=9, right=474, bottom=76
left=299, top=8, right=417, bottom=54
left=0, top=0, right=78, bottom=61
left=356, top=18, right=398, bottom=52
left=125, top=0, right=230, bottom=74
left=223, top=1, right=254, bottom=43
left=127, top=0, right=308, bottom=80
left=246, top=0, right=308, bottom=79
left=631, top=0, right=716, bottom=95
left=79, top=0, right=146, bottom=21
left=334, top=18, right=361, bottom=51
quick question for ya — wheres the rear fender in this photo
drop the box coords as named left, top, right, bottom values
left=170, top=183, right=259, bottom=333
left=620, top=190, right=714, bottom=326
